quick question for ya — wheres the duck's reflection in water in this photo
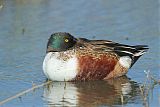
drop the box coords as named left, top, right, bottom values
left=43, top=76, right=141, bottom=107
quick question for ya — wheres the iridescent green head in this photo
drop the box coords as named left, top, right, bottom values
left=47, top=32, right=77, bottom=52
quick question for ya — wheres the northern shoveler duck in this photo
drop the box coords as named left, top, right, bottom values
left=43, top=32, right=149, bottom=81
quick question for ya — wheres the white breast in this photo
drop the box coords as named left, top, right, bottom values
left=43, top=52, right=78, bottom=81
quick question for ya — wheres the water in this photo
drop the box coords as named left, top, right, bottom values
left=43, top=76, right=142, bottom=107
left=0, top=0, right=159, bottom=107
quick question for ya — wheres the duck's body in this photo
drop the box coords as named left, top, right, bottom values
left=43, top=32, right=148, bottom=81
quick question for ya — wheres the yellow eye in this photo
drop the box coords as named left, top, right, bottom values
left=65, top=39, right=69, bottom=42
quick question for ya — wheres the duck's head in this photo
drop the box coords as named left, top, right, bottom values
left=46, top=32, right=77, bottom=52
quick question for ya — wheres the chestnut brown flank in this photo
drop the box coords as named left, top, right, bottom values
left=74, top=54, right=118, bottom=81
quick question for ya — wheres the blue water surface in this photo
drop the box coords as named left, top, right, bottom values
left=0, top=0, right=159, bottom=107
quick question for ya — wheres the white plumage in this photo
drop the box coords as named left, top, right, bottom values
left=119, top=56, right=132, bottom=68
left=43, top=52, right=78, bottom=81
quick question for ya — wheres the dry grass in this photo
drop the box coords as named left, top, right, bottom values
left=0, top=80, right=52, bottom=105
left=139, top=70, right=160, bottom=107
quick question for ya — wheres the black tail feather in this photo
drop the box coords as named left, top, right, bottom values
left=130, top=45, right=149, bottom=67
left=113, top=45, right=149, bottom=67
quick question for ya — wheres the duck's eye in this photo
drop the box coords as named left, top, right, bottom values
left=64, top=39, right=69, bottom=43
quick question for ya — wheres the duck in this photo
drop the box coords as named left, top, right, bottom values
left=43, top=32, right=148, bottom=81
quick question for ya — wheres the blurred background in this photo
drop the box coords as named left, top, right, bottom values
left=0, top=0, right=159, bottom=107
